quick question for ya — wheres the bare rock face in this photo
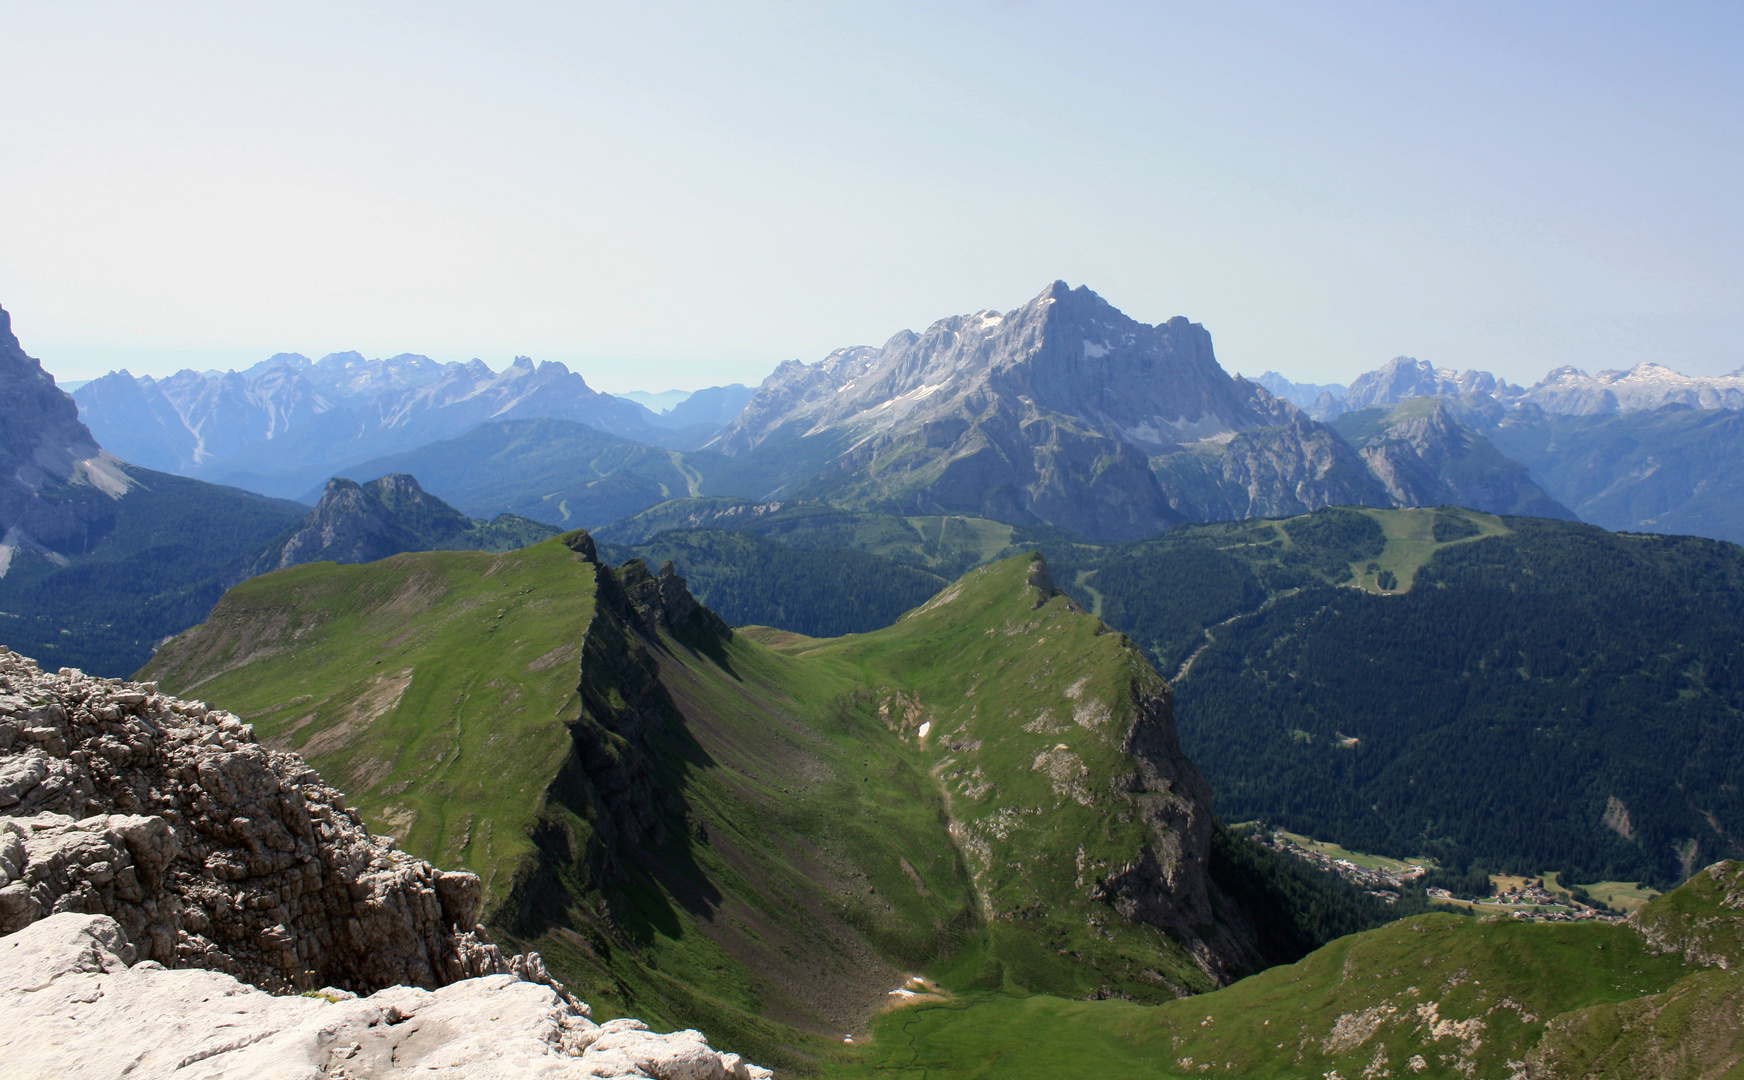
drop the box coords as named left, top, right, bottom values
left=0, top=912, right=772, bottom=1079
left=0, top=301, right=136, bottom=563
left=0, top=812, right=179, bottom=958
left=0, top=644, right=524, bottom=994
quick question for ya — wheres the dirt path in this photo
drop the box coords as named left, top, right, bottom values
left=1172, top=588, right=1301, bottom=684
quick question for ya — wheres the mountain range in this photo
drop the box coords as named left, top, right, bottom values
left=1265, top=354, right=1744, bottom=420
left=1264, top=355, right=1744, bottom=544
left=700, top=281, right=1563, bottom=538
left=63, top=283, right=1744, bottom=551
left=72, top=351, right=745, bottom=498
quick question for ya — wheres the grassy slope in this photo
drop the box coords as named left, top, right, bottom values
left=841, top=915, right=1693, bottom=1080
left=743, top=558, right=1216, bottom=1003
left=145, top=543, right=1226, bottom=1072
left=835, top=862, right=1744, bottom=1080
left=141, top=541, right=592, bottom=898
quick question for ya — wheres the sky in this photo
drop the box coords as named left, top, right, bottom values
left=1, top=2, right=1739, bottom=393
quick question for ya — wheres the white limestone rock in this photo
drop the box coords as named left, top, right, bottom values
left=0, top=913, right=772, bottom=1080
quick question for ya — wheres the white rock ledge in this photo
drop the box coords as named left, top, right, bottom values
left=0, top=913, right=773, bottom=1080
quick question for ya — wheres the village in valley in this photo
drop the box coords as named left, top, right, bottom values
left=1250, top=827, right=1629, bottom=923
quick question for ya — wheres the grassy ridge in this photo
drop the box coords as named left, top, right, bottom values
left=831, top=862, right=1744, bottom=1078
left=137, top=522, right=1744, bottom=1077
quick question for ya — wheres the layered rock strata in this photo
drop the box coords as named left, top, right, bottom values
left=0, top=912, right=771, bottom=1080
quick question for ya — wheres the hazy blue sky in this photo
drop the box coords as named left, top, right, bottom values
left=2, top=2, right=1739, bottom=391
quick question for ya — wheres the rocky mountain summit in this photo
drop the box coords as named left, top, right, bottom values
left=0, top=644, right=530, bottom=990
left=243, top=472, right=555, bottom=579
left=709, top=282, right=1404, bottom=540
left=713, top=281, right=1289, bottom=457
left=0, top=643, right=768, bottom=1077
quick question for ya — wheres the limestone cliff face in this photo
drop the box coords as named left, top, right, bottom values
left=1012, top=562, right=1267, bottom=982
left=711, top=283, right=1306, bottom=540
left=508, top=532, right=730, bottom=923
left=0, top=303, right=134, bottom=563
left=1150, top=415, right=1391, bottom=521
left=1347, top=401, right=1575, bottom=519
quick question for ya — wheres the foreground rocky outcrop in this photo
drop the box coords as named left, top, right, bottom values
left=0, top=643, right=772, bottom=1076
left=0, top=913, right=770, bottom=1079
left=0, top=643, right=510, bottom=991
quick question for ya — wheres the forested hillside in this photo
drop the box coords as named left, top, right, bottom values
left=0, top=466, right=305, bottom=675
left=597, top=529, right=947, bottom=637
left=603, top=499, right=1744, bottom=889
left=1086, top=508, right=1744, bottom=888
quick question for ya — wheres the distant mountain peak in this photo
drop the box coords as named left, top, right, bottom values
left=245, top=471, right=554, bottom=577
